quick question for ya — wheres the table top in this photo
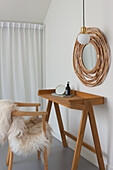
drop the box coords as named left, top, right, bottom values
left=38, top=89, right=104, bottom=110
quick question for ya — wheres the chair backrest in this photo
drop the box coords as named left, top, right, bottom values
left=0, top=101, right=47, bottom=146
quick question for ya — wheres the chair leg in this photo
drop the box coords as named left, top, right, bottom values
left=36, top=107, right=41, bottom=160
left=37, top=151, right=40, bottom=160
left=44, top=148, right=48, bottom=170
left=6, top=146, right=10, bottom=166
left=8, top=148, right=13, bottom=170
left=42, top=115, right=48, bottom=170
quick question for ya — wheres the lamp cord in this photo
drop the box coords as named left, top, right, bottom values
left=83, top=0, right=85, bottom=27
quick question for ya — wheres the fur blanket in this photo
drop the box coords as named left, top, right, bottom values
left=0, top=100, right=52, bottom=161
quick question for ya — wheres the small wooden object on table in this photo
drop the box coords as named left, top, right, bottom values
left=38, top=89, right=105, bottom=170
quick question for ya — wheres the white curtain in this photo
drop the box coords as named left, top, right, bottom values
left=0, top=22, right=44, bottom=107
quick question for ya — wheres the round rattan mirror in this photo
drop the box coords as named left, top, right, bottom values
left=82, top=43, right=97, bottom=70
left=73, top=27, right=110, bottom=87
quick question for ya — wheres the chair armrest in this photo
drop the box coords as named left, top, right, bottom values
left=15, top=102, right=41, bottom=107
left=11, top=111, right=47, bottom=117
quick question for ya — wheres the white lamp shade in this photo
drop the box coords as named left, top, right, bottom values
left=78, top=33, right=90, bottom=45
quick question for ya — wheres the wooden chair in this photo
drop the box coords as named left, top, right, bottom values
left=6, top=102, right=48, bottom=170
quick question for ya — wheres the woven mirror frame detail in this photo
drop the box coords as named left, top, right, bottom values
left=73, top=27, right=110, bottom=87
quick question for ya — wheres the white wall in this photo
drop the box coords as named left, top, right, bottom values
left=44, top=0, right=113, bottom=169
left=0, top=0, right=51, bottom=23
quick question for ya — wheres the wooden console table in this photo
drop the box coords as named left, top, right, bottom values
left=38, top=89, right=105, bottom=170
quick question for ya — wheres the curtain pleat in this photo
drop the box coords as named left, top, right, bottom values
left=12, top=25, right=18, bottom=100
left=0, top=22, right=44, bottom=107
left=0, top=26, right=3, bottom=98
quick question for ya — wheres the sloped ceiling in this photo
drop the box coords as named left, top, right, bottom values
left=0, top=0, right=52, bottom=23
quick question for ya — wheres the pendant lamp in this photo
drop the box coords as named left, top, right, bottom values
left=78, top=0, right=90, bottom=45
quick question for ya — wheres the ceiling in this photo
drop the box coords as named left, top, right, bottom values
left=0, top=0, right=52, bottom=23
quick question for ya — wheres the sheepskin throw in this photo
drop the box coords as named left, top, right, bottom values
left=0, top=100, right=52, bottom=161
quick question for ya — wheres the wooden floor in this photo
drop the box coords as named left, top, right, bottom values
left=0, top=138, right=98, bottom=170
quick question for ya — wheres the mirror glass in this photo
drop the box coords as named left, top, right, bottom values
left=56, top=85, right=65, bottom=95
left=82, top=44, right=97, bottom=70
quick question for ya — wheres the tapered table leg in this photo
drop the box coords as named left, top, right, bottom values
left=46, top=100, right=52, bottom=122
left=88, top=102, right=105, bottom=170
left=71, top=101, right=89, bottom=170
left=54, top=102, right=68, bottom=147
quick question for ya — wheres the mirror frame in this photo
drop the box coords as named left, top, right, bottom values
left=73, top=27, right=110, bottom=87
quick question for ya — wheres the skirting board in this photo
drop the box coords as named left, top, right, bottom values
left=52, top=129, right=112, bottom=170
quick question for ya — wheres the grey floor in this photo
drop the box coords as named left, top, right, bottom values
left=0, top=138, right=98, bottom=170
